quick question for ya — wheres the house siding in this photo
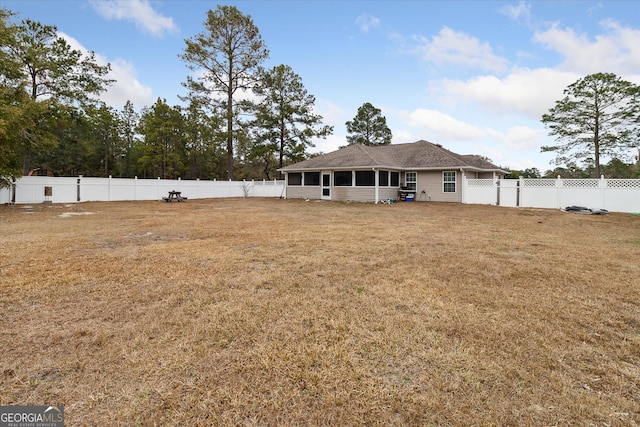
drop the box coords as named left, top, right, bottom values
left=417, top=171, right=462, bottom=203
left=286, top=185, right=400, bottom=203
left=286, top=186, right=320, bottom=199
left=463, top=171, right=497, bottom=179
left=477, top=172, right=495, bottom=179
left=332, top=187, right=375, bottom=202
left=379, top=188, right=400, bottom=202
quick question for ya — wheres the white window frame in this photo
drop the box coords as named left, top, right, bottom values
left=405, top=172, right=417, bottom=190
left=443, top=171, right=456, bottom=193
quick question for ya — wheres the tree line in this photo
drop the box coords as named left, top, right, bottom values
left=0, top=6, right=346, bottom=185
left=506, top=157, right=640, bottom=179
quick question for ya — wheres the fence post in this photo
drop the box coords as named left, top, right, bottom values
left=108, top=175, right=112, bottom=201
left=134, top=176, right=138, bottom=201
left=518, top=176, right=523, bottom=207
left=11, top=178, right=16, bottom=204
left=600, top=175, right=606, bottom=210
left=461, top=175, right=467, bottom=204
left=557, top=176, right=562, bottom=209
left=77, top=175, right=82, bottom=202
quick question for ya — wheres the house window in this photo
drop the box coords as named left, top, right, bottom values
left=288, top=172, right=302, bottom=186
left=334, top=171, right=352, bottom=186
left=390, top=172, right=399, bottom=187
left=443, top=171, right=456, bottom=192
left=379, top=170, right=389, bottom=186
left=304, top=172, right=320, bottom=186
left=355, top=170, right=375, bottom=186
left=405, top=172, right=417, bottom=190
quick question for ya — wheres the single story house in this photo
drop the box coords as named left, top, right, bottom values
left=278, top=140, right=507, bottom=203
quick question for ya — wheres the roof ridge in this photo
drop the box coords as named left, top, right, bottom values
left=398, top=140, right=460, bottom=163
left=428, top=141, right=471, bottom=165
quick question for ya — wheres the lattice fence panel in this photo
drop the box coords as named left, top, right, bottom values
left=606, top=179, right=640, bottom=188
left=562, top=179, right=599, bottom=188
left=466, top=179, right=495, bottom=187
left=522, top=179, right=556, bottom=187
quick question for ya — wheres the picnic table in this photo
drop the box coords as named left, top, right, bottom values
left=163, top=190, right=187, bottom=202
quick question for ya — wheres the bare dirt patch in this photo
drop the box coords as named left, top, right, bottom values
left=1, top=198, right=639, bottom=426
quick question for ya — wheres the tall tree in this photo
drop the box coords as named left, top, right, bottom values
left=250, top=64, right=333, bottom=178
left=2, top=14, right=113, bottom=175
left=1, top=8, right=29, bottom=184
left=183, top=100, right=225, bottom=179
left=541, top=73, right=640, bottom=177
left=118, top=101, right=140, bottom=178
left=0, top=85, right=31, bottom=185
left=138, top=98, right=187, bottom=179
left=345, top=102, right=392, bottom=146
left=87, top=103, right=121, bottom=177
left=180, top=5, right=269, bottom=180
left=37, top=106, right=92, bottom=177
left=12, top=19, right=112, bottom=104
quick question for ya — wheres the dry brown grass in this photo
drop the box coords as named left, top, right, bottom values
left=0, top=198, right=639, bottom=426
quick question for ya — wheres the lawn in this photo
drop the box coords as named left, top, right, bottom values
left=1, top=198, right=639, bottom=426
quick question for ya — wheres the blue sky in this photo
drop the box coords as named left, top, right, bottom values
left=4, top=0, right=640, bottom=172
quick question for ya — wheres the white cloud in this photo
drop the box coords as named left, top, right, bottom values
left=485, top=126, right=546, bottom=149
left=436, top=68, right=579, bottom=118
left=478, top=145, right=507, bottom=163
left=308, top=100, right=348, bottom=154
left=58, top=32, right=153, bottom=108
left=399, top=109, right=485, bottom=141
left=102, top=58, right=154, bottom=107
left=393, top=129, right=418, bottom=144
left=316, top=99, right=347, bottom=130
left=311, top=134, right=345, bottom=155
left=90, top=0, right=178, bottom=37
left=355, top=13, right=380, bottom=33
left=587, top=3, right=604, bottom=17
left=534, top=20, right=640, bottom=75
left=414, top=26, right=509, bottom=73
left=499, top=1, right=531, bottom=23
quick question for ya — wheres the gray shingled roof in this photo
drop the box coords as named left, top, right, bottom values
left=280, top=140, right=505, bottom=172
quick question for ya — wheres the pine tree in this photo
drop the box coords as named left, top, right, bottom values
left=345, top=102, right=392, bottom=146
left=542, top=73, right=640, bottom=177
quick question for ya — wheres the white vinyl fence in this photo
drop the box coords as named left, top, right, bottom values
left=0, top=176, right=284, bottom=204
left=463, top=176, right=640, bottom=213
left=3, top=175, right=639, bottom=213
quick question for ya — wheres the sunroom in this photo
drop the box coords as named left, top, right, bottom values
left=285, top=169, right=402, bottom=203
